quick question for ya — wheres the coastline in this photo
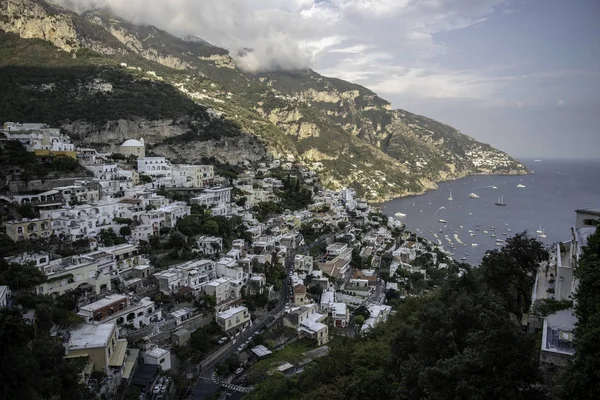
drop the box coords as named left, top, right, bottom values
left=369, top=168, right=531, bottom=205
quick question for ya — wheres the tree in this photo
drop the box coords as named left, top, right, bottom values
left=354, top=315, right=365, bottom=330
left=119, top=226, right=131, bottom=236
left=169, top=231, right=187, bottom=249
left=480, top=232, right=548, bottom=319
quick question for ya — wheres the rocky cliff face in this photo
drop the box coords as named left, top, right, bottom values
left=0, top=0, right=528, bottom=201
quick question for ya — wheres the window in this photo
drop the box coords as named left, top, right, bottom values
left=159, top=358, right=165, bottom=364
left=583, top=218, right=598, bottom=226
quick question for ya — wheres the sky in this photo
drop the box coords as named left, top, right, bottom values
left=58, top=0, right=600, bottom=159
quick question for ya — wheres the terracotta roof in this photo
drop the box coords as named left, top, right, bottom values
left=293, top=284, right=307, bottom=294
left=119, top=198, right=142, bottom=205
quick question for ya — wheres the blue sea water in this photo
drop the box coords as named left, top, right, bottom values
left=381, top=159, right=600, bottom=264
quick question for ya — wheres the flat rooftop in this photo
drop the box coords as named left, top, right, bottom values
left=79, top=294, right=127, bottom=312
left=69, top=323, right=115, bottom=350
left=575, top=207, right=600, bottom=216
left=217, top=306, right=248, bottom=319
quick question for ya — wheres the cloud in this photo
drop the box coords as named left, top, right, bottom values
left=54, top=0, right=513, bottom=77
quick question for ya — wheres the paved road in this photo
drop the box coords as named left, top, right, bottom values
left=189, top=251, right=295, bottom=399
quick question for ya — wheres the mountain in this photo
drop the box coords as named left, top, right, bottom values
left=0, top=0, right=528, bottom=201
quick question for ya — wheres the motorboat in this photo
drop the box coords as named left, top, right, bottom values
left=439, top=219, right=447, bottom=223
left=395, top=212, right=406, bottom=218
left=491, top=234, right=496, bottom=238
left=492, top=186, right=498, bottom=189
left=469, top=193, right=480, bottom=199
left=471, top=243, right=478, bottom=247
left=538, top=229, right=547, bottom=238
left=517, top=184, right=526, bottom=188
left=483, top=230, right=488, bottom=234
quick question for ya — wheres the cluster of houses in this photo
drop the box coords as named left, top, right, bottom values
left=0, top=122, right=461, bottom=396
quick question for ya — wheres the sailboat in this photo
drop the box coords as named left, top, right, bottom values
left=495, top=194, right=506, bottom=206
left=469, top=193, right=480, bottom=199
left=536, top=226, right=543, bottom=234
left=538, top=229, right=547, bottom=238
left=448, top=190, right=453, bottom=201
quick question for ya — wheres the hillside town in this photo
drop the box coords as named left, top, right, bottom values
left=0, top=122, right=458, bottom=400
left=1, top=122, right=597, bottom=400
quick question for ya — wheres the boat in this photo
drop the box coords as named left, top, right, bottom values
left=439, top=219, right=447, bottom=223
left=496, top=242, right=504, bottom=246
left=468, top=229, right=473, bottom=233
left=468, top=212, right=473, bottom=215
left=534, top=159, right=542, bottom=162
left=536, top=225, right=543, bottom=234
left=491, top=234, right=496, bottom=238
left=471, top=243, right=478, bottom=247
left=469, top=193, right=480, bottom=199
left=394, top=212, right=406, bottom=218
left=507, top=229, right=512, bottom=232
left=448, top=190, right=453, bottom=201
left=495, top=195, right=506, bottom=206
left=483, top=230, right=488, bottom=234
left=470, top=233, right=476, bottom=237
left=517, top=184, right=526, bottom=188
left=461, top=257, right=467, bottom=261
left=492, top=186, right=498, bottom=189
left=538, top=229, right=547, bottom=238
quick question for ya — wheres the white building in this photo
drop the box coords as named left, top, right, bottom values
left=1, top=122, right=75, bottom=152
left=216, top=306, right=250, bottom=334
left=294, top=255, right=314, bottom=276
left=137, top=157, right=172, bottom=178
left=142, top=347, right=171, bottom=371
left=190, top=186, right=232, bottom=215
left=172, top=164, right=214, bottom=188
left=196, top=236, right=223, bottom=255
left=361, top=304, right=392, bottom=334
left=153, top=259, right=216, bottom=295
left=118, top=138, right=145, bottom=158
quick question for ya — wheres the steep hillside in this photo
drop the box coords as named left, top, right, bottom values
left=0, top=0, right=527, bottom=200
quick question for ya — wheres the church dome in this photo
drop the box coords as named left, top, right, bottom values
left=121, top=139, right=144, bottom=147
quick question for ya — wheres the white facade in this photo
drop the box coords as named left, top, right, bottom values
left=137, top=157, right=172, bottom=178
left=196, top=236, right=223, bottom=255
left=1, top=122, right=74, bottom=152
left=142, top=347, right=171, bottom=371
left=216, top=306, right=250, bottom=333
left=190, top=187, right=232, bottom=214
left=172, top=164, right=214, bottom=188
left=153, top=259, right=216, bottom=295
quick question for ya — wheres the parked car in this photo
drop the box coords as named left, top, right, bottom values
left=217, top=336, right=229, bottom=345
left=152, top=384, right=162, bottom=394
left=235, top=367, right=244, bottom=375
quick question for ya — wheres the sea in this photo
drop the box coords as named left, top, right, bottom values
left=381, top=158, right=600, bottom=265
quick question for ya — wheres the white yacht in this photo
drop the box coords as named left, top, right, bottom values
left=517, top=184, right=526, bottom=188
left=469, top=193, right=480, bottom=199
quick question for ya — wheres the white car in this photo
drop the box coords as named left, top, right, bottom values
left=235, top=367, right=244, bottom=375
left=152, top=384, right=162, bottom=394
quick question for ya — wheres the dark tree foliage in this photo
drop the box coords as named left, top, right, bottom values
left=480, top=231, right=549, bottom=319
left=0, top=308, right=84, bottom=400
left=558, top=226, right=600, bottom=399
